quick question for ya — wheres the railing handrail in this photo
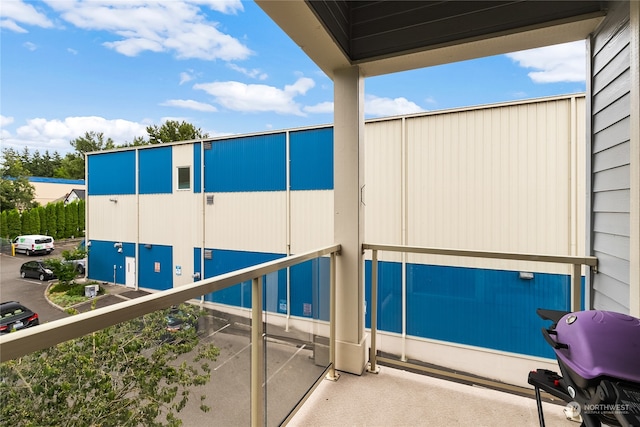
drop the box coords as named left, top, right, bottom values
left=362, top=243, right=598, bottom=267
left=0, top=243, right=341, bottom=363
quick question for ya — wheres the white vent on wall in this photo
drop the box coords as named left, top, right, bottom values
left=207, top=195, right=214, bottom=205
left=204, top=141, right=212, bottom=150
left=204, top=250, right=213, bottom=259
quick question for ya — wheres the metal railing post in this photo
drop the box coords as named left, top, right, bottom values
left=368, top=249, right=380, bottom=373
left=251, top=276, right=264, bottom=427
left=571, top=263, right=582, bottom=312
left=326, top=252, right=340, bottom=381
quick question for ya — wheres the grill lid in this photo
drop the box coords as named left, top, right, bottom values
left=552, top=310, right=640, bottom=383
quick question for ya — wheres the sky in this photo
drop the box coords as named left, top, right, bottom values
left=1, top=0, right=588, bottom=156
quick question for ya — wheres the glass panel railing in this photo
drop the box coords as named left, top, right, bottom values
left=263, top=257, right=332, bottom=426
left=0, top=299, right=247, bottom=426
left=1, top=244, right=340, bottom=427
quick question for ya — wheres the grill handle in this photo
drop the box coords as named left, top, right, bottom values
left=541, top=328, right=569, bottom=350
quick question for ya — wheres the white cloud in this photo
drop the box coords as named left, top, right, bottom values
left=43, top=1, right=251, bottom=61
left=304, top=101, right=333, bottom=114
left=180, top=71, right=195, bottom=85
left=506, top=40, right=586, bottom=83
left=365, top=95, right=423, bottom=117
left=227, top=63, right=268, bottom=80
left=23, top=41, right=37, bottom=51
left=3, top=116, right=147, bottom=154
left=0, top=1, right=54, bottom=32
left=194, top=77, right=315, bottom=116
left=160, top=99, right=217, bottom=112
left=1, top=115, right=15, bottom=127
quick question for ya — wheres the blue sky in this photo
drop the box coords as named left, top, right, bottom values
left=1, top=0, right=587, bottom=156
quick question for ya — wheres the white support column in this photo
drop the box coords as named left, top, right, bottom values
left=333, top=66, right=367, bottom=374
left=630, top=0, right=640, bottom=317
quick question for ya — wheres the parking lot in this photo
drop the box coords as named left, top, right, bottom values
left=1, top=240, right=327, bottom=426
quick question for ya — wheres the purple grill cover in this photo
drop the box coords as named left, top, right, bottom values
left=553, top=310, right=640, bottom=383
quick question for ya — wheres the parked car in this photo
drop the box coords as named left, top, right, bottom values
left=165, top=306, right=199, bottom=333
left=20, top=260, right=56, bottom=281
left=12, top=235, right=55, bottom=256
left=0, top=301, right=39, bottom=334
left=63, top=257, right=87, bottom=275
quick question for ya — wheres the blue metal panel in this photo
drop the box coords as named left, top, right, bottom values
left=86, top=240, right=134, bottom=284
left=402, top=264, right=572, bottom=358
left=202, top=249, right=285, bottom=308
left=290, top=128, right=334, bottom=190
left=289, top=257, right=330, bottom=320
left=204, top=134, right=286, bottom=192
left=139, top=243, right=173, bottom=290
left=194, top=247, right=202, bottom=278
left=139, top=146, right=172, bottom=194
left=87, top=152, right=136, bottom=195
left=193, top=143, right=201, bottom=193
left=364, top=261, right=402, bottom=333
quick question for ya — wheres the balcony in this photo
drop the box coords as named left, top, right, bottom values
left=0, top=243, right=595, bottom=426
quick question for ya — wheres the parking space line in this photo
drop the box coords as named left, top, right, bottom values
left=213, top=343, right=251, bottom=371
left=265, top=344, right=307, bottom=385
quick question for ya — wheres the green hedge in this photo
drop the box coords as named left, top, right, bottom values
left=0, top=199, right=85, bottom=240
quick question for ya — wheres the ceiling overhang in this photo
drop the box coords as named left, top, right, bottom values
left=256, top=1, right=607, bottom=79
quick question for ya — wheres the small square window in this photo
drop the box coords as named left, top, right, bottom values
left=178, top=167, right=190, bottom=190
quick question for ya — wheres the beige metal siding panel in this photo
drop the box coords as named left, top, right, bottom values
left=205, top=192, right=286, bottom=253
left=87, top=195, right=137, bottom=242
left=290, top=190, right=333, bottom=254
left=403, top=99, right=577, bottom=274
left=364, top=120, right=403, bottom=261
left=139, top=193, right=202, bottom=246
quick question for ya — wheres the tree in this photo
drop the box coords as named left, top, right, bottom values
left=55, top=202, right=66, bottom=239
left=146, top=120, right=209, bottom=144
left=0, top=210, right=8, bottom=239
left=45, top=203, right=57, bottom=238
left=5, top=209, right=21, bottom=238
left=0, top=304, right=219, bottom=426
left=0, top=149, right=37, bottom=212
left=65, top=201, right=78, bottom=238
left=77, top=199, right=85, bottom=236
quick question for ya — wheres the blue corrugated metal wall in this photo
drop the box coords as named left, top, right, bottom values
left=194, top=249, right=330, bottom=320
left=290, top=127, right=334, bottom=190
left=138, top=243, right=173, bottom=290
left=204, top=134, right=286, bottom=192
left=289, top=258, right=330, bottom=319
left=139, top=146, right=172, bottom=194
left=87, top=151, right=136, bottom=195
left=193, top=143, right=201, bottom=193
left=86, top=240, right=135, bottom=284
left=364, top=260, right=583, bottom=358
left=201, top=249, right=286, bottom=307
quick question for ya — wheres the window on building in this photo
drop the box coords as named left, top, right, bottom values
left=177, top=166, right=190, bottom=190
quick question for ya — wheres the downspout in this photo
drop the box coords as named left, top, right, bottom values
left=201, top=140, right=206, bottom=304
left=286, top=130, right=292, bottom=332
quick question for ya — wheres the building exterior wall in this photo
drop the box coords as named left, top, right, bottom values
left=28, top=177, right=85, bottom=206
left=365, top=96, right=586, bottom=274
left=86, top=94, right=587, bottom=363
left=589, top=0, right=632, bottom=313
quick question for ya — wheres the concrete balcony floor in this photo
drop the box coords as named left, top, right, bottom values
left=288, top=366, right=573, bottom=427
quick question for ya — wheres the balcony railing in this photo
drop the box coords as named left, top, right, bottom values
left=363, top=243, right=598, bottom=380
left=1, top=242, right=599, bottom=425
left=0, top=244, right=341, bottom=426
